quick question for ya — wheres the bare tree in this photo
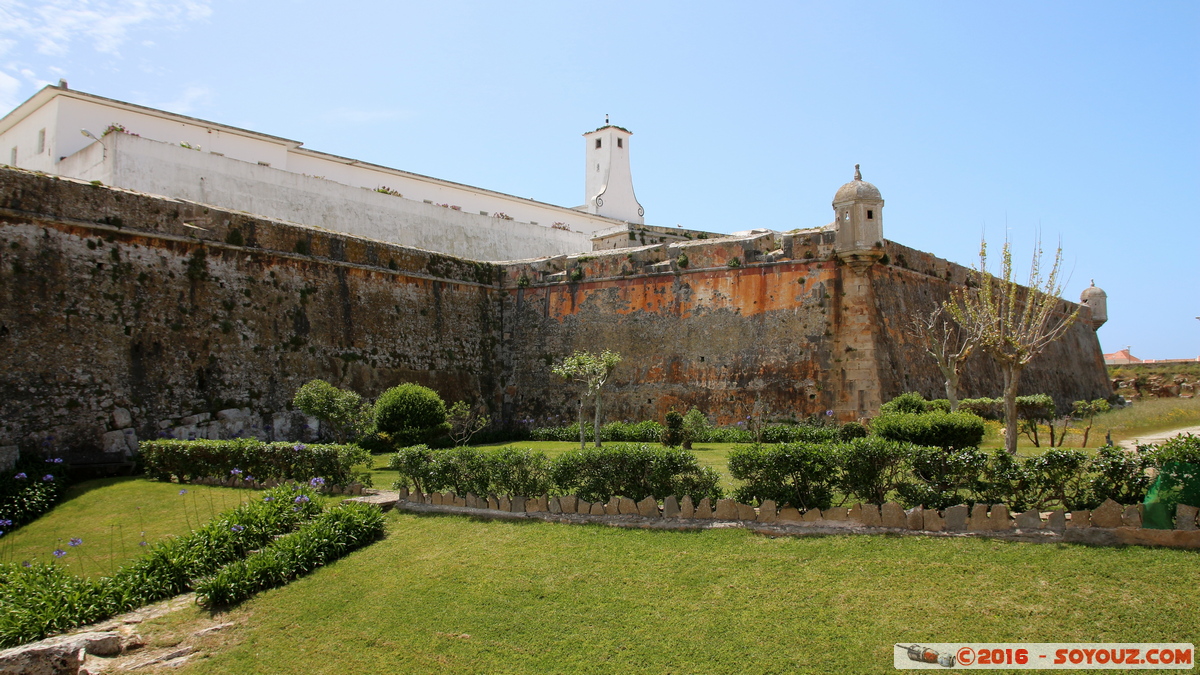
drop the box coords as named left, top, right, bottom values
left=906, top=305, right=981, bottom=412
left=946, top=239, right=1078, bottom=454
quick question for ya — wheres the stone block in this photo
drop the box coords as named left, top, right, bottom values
left=637, top=496, right=659, bottom=518
left=1047, top=510, right=1066, bottom=531
left=1176, top=504, right=1199, bottom=531
left=736, top=502, right=756, bottom=521
left=1091, top=499, right=1123, bottom=528
left=944, top=505, right=968, bottom=531
left=680, top=495, right=695, bottom=519
left=1068, top=510, right=1090, bottom=528
left=606, top=497, right=621, bottom=515
left=457, top=495, right=469, bottom=507
left=431, top=492, right=443, bottom=506
left=486, top=495, right=497, bottom=510
left=847, top=504, right=862, bottom=523
left=880, top=503, right=905, bottom=528
left=576, top=500, right=591, bottom=515
left=465, top=494, right=478, bottom=509
left=352, top=483, right=363, bottom=496
left=824, top=506, right=847, bottom=521
left=713, top=499, right=739, bottom=520
left=559, top=495, right=578, bottom=513
left=618, top=497, right=638, bottom=515
left=216, top=408, right=243, bottom=421
left=1121, top=505, right=1142, bottom=528
left=271, top=412, right=291, bottom=439
left=332, top=485, right=343, bottom=495
left=906, top=507, right=924, bottom=530
left=423, top=493, right=432, bottom=504
left=695, top=497, right=713, bottom=519
left=757, top=499, right=777, bottom=523
left=1111, top=527, right=1200, bottom=549
left=968, top=503, right=990, bottom=531
left=549, top=497, right=562, bottom=514
left=860, top=504, right=882, bottom=527
left=112, top=407, right=132, bottom=429
left=778, top=506, right=801, bottom=522
left=122, top=429, right=138, bottom=455
left=589, top=502, right=605, bottom=516
left=663, top=495, right=681, bottom=518
left=0, top=446, right=18, bottom=472
left=922, top=508, right=945, bottom=532
left=511, top=496, right=526, bottom=513
left=802, top=508, right=822, bottom=522
left=990, top=504, right=1012, bottom=530
left=524, top=497, right=540, bottom=513
left=1015, top=509, right=1042, bottom=530
left=499, top=496, right=511, bottom=512
left=101, top=430, right=126, bottom=454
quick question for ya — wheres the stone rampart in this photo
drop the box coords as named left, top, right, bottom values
left=0, top=168, right=1112, bottom=458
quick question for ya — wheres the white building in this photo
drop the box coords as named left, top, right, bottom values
left=0, top=84, right=659, bottom=261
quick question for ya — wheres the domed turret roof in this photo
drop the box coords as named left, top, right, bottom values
left=1080, top=280, right=1106, bottom=301
left=833, top=165, right=882, bottom=204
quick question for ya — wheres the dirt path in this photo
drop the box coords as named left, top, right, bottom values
left=1118, top=425, right=1200, bottom=450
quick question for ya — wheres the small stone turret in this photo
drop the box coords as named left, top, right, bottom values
left=1080, top=280, right=1107, bottom=331
left=832, top=164, right=884, bottom=274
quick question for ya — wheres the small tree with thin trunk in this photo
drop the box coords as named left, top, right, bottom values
left=551, top=350, right=622, bottom=449
left=1072, top=398, right=1111, bottom=448
left=906, top=305, right=981, bottom=412
left=946, top=239, right=1078, bottom=454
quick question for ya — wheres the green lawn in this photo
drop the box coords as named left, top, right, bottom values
left=0, top=477, right=258, bottom=577
left=157, top=510, right=1198, bottom=675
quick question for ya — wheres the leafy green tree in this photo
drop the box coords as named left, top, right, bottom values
left=946, top=239, right=1078, bottom=454
left=681, top=408, right=709, bottom=449
left=551, top=350, right=622, bottom=449
left=374, top=383, right=448, bottom=447
left=292, top=379, right=370, bottom=444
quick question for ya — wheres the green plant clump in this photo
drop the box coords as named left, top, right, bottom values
left=871, top=411, right=986, bottom=451
left=196, top=500, right=386, bottom=606
left=292, top=379, right=371, bottom=444
left=0, top=455, right=69, bottom=531
left=374, top=383, right=449, bottom=447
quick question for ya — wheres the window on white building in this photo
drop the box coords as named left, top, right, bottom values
left=595, top=139, right=601, bottom=149
left=36, top=129, right=45, bottom=154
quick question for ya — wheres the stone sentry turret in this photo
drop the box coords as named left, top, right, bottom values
left=1079, top=281, right=1108, bottom=331
left=832, top=164, right=884, bottom=273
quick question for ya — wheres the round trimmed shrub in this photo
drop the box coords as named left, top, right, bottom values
left=872, top=410, right=985, bottom=451
left=374, top=383, right=448, bottom=444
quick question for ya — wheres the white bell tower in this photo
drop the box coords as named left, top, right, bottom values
left=583, top=117, right=644, bottom=224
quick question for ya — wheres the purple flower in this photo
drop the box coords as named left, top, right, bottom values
left=230, top=524, right=244, bottom=532
left=138, top=541, right=148, bottom=547
left=294, top=495, right=310, bottom=504
left=293, top=444, right=306, bottom=451
left=826, top=410, right=834, bottom=416
left=179, top=489, right=188, bottom=495
left=45, top=458, right=63, bottom=464
left=21, top=561, right=30, bottom=568
left=0, top=519, right=12, bottom=527
left=14, top=473, right=26, bottom=480
left=42, top=474, right=54, bottom=482
left=52, top=549, right=66, bottom=558
left=230, top=468, right=243, bottom=476
left=69, top=537, right=82, bottom=547
left=0, top=531, right=5, bottom=537
left=263, top=496, right=274, bottom=502
left=244, top=476, right=254, bottom=482
left=309, top=477, right=325, bottom=487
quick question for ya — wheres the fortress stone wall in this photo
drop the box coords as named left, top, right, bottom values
left=0, top=168, right=1111, bottom=460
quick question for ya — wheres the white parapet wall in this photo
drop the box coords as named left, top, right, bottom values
left=59, top=132, right=594, bottom=261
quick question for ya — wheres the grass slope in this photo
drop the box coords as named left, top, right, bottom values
left=173, top=511, right=1198, bottom=675
left=0, top=477, right=255, bottom=577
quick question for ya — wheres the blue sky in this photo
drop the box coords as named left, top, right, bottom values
left=1, top=0, right=1196, bottom=359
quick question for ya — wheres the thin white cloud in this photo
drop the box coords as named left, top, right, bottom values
left=161, top=84, right=211, bottom=114
left=0, top=0, right=212, bottom=57
left=0, top=69, right=20, bottom=110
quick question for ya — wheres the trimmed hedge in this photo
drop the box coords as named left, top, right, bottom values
left=196, top=500, right=386, bottom=606
left=140, top=439, right=370, bottom=486
left=391, top=443, right=722, bottom=503
left=871, top=411, right=985, bottom=451
left=0, top=484, right=323, bottom=647
left=530, top=420, right=846, bottom=445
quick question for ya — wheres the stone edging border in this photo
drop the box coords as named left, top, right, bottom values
left=348, top=489, right=1200, bottom=550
